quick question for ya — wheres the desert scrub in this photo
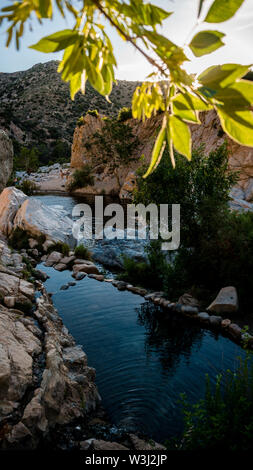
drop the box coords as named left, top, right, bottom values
left=9, top=227, right=30, bottom=250
left=117, top=106, right=132, bottom=122
left=47, top=242, right=70, bottom=256
left=67, top=166, right=94, bottom=192
left=86, top=109, right=99, bottom=118
left=74, top=245, right=92, bottom=260
left=17, top=179, right=38, bottom=196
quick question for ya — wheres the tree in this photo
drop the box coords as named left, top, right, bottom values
left=1, top=0, right=253, bottom=176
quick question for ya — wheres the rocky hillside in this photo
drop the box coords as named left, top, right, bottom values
left=0, top=60, right=139, bottom=156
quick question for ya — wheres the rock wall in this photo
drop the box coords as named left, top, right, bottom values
left=0, top=239, right=100, bottom=449
left=0, top=130, right=13, bottom=193
left=71, top=110, right=253, bottom=200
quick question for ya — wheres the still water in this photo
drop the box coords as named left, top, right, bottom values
left=36, top=194, right=245, bottom=443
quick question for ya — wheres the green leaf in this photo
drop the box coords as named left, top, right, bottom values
left=169, top=116, right=192, bottom=160
left=217, top=107, right=253, bottom=146
left=38, top=0, right=52, bottom=18
left=198, top=63, right=251, bottom=88
left=189, top=30, right=225, bottom=57
left=70, top=73, right=81, bottom=100
left=143, top=122, right=166, bottom=178
left=30, top=30, right=79, bottom=53
left=213, top=81, right=253, bottom=108
left=205, top=0, right=245, bottom=23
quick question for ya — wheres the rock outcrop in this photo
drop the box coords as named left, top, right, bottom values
left=71, top=110, right=253, bottom=200
left=0, top=239, right=100, bottom=449
left=13, top=197, right=73, bottom=245
left=0, top=187, right=74, bottom=245
left=0, top=130, right=13, bottom=193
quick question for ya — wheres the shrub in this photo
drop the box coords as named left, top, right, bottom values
left=67, top=166, right=94, bottom=192
left=117, top=107, right=132, bottom=122
left=74, top=245, right=92, bottom=260
left=48, top=242, right=70, bottom=256
left=77, top=116, right=85, bottom=127
left=9, top=227, right=30, bottom=250
left=176, top=355, right=253, bottom=451
left=17, top=179, right=38, bottom=196
left=86, top=109, right=99, bottom=118
left=118, top=240, right=166, bottom=289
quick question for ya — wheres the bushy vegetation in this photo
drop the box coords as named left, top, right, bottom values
left=172, top=355, right=253, bottom=451
left=17, top=179, right=38, bottom=196
left=47, top=242, right=70, bottom=256
left=86, top=109, right=99, bottom=118
left=121, top=144, right=253, bottom=311
left=118, top=240, right=166, bottom=289
left=117, top=107, right=132, bottom=122
left=67, top=165, right=95, bottom=192
left=12, top=139, right=71, bottom=170
left=74, top=245, right=92, bottom=260
left=9, top=227, right=30, bottom=250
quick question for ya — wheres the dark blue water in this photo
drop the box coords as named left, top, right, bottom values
left=38, top=261, right=245, bottom=443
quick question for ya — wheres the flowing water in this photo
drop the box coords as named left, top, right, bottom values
left=36, top=194, right=245, bottom=443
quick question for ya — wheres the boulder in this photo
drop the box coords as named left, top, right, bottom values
left=13, top=197, right=73, bottom=245
left=128, top=434, right=166, bottom=451
left=0, top=187, right=28, bottom=236
left=207, top=286, right=239, bottom=314
left=73, top=264, right=99, bottom=275
left=54, top=263, right=67, bottom=272
left=44, top=251, right=62, bottom=267
left=0, top=130, right=13, bottom=193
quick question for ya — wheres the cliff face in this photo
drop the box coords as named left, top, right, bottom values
left=71, top=110, right=253, bottom=199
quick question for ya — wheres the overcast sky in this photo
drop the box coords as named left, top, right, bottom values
left=0, top=0, right=252, bottom=80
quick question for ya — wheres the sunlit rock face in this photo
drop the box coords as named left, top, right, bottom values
left=71, top=110, right=253, bottom=200
left=0, top=130, right=13, bottom=193
left=0, top=187, right=74, bottom=245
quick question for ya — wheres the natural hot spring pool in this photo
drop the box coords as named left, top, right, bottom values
left=35, top=194, right=246, bottom=443
left=38, top=262, right=245, bottom=443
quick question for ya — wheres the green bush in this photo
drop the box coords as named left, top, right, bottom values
left=118, top=240, right=166, bottom=289
left=74, top=245, right=92, bottom=260
left=48, top=242, right=70, bottom=256
left=9, top=228, right=30, bottom=250
left=17, top=179, right=38, bottom=196
left=175, top=355, right=253, bottom=451
left=86, top=109, right=99, bottom=118
left=131, top=144, right=253, bottom=309
left=117, top=107, right=132, bottom=122
left=67, top=166, right=95, bottom=192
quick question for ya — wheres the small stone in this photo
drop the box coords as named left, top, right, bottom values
left=181, top=305, right=199, bottom=315
left=4, top=296, right=16, bottom=308
left=197, top=312, right=210, bottom=323
left=68, top=282, right=76, bottom=287
left=72, top=272, right=86, bottom=281
left=88, top=274, right=104, bottom=281
left=127, top=286, right=147, bottom=296
left=28, top=238, right=38, bottom=249
left=228, top=323, right=242, bottom=340
left=60, top=285, right=69, bottom=291
left=209, top=315, right=222, bottom=327
left=73, top=264, right=99, bottom=275
left=54, top=263, right=67, bottom=272
left=221, top=319, right=231, bottom=329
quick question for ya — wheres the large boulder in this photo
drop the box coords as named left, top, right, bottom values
left=0, top=130, right=13, bottom=193
left=207, top=286, right=239, bottom=314
left=13, top=196, right=74, bottom=245
left=0, top=187, right=28, bottom=236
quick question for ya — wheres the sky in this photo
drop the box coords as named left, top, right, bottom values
left=0, top=0, right=252, bottom=80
